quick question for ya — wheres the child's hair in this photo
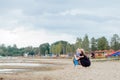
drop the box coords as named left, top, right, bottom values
left=76, top=48, right=80, bottom=53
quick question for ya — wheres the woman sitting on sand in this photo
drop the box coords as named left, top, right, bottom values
left=73, top=48, right=91, bottom=67
left=79, top=49, right=91, bottom=67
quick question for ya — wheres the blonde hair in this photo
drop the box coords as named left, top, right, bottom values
left=76, top=48, right=81, bottom=53
left=80, top=48, right=85, bottom=55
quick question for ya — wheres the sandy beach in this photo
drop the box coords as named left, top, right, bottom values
left=0, top=58, right=120, bottom=80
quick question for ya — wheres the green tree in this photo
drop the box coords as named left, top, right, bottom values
left=91, top=37, right=97, bottom=51
left=75, top=38, right=82, bottom=49
left=50, top=40, right=69, bottom=55
left=66, top=43, right=72, bottom=54
left=110, top=34, right=120, bottom=50
left=39, top=43, right=50, bottom=56
left=24, top=46, right=33, bottom=53
left=82, top=34, right=90, bottom=51
left=50, top=45, right=58, bottom=55
left=0, top=44, right=7, bottom=56
left=33, top=47, right=40, bottom=55
left=97, top=36, right=109, bottom=50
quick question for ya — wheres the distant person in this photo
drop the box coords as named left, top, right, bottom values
left=91, top=51, right=95, bottom=58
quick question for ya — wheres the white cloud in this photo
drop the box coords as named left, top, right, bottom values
left=0, top=0, right=120, bottom=48
left=0, top=27, right=75, bottom=48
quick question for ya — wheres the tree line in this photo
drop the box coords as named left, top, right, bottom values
left=0, top=34, right=120, bottom=56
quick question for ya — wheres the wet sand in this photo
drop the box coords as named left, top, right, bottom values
left=0, top=58, right=120, bottom=80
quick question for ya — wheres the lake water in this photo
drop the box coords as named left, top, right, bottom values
left=0, top=69, right=26, bottom=73
left=0, top=63, right=42, bottom=66
left=0, top=63, right=53, bottom=73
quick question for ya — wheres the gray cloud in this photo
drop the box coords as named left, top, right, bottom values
left=0, top=0, right=120, bottom=38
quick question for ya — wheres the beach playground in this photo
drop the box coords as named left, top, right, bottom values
left=0, top=57, right=120, bottom=80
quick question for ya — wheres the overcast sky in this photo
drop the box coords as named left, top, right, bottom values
left=0, top=0, right=120, bottom=48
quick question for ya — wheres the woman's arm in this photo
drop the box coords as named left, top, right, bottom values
left=79, top=55, right=84, bottom=58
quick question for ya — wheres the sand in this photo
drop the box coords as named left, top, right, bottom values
left=0, top=58, right=120, bottom=80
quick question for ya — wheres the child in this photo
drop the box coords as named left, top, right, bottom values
left=73, top=48, right=83, bottom=67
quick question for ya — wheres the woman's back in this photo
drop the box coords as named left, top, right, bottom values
left=80, top=55, right=91, bottom=67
